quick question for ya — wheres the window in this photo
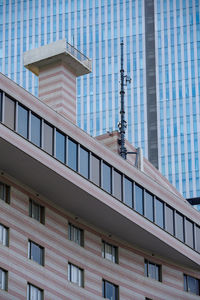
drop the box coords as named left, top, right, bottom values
left=102, top=241, right=118, bottom=263
left=68, top=223, right=83, bottom=246
left=43, top=122, right=53, bottom=155
left=102, top=162, right=112, bottom=193
left=80, top=146, right=89, bottom=179
left=145, top=259, right=161, bottom=282
left=68, top=138, right=78, bottom=171
left=29, top=199, right=44, bottom=224
left=0, top=268, right=7, bottom=291
left=28, top=240, right=44, bottom=266
left=0, top=224, right=8, bottom=246
left=0, top=182, right=10, bottom=203
left=176, top=212, right=184, bottom=242
left=145, top=192, right=154, bottom=222
left=27, top=283, right=43, bottom=300
left=184, top=274, right=200, bottom=295
left=165, top=205, right=174, bottom=235
left=4, top=95, right=15, bottom=130
left=56, top=130, right=66, bottom=163
left=91, top=154, right=100, bottom=186
left=155, top=198, right=164, bottom=228
left=68, top=263, right=83, bottom=287
left=18, top=104, right=28, bottom=138
left=31, top=113, right=41, bottom=147
left=135, top=184, right=144, bottom=214
left=102, top=279, right=118, bottom=300
left=113, top=170, right=122, bottom=201
left=185, top=219, right=194, bottom=248
left=0, top=92, right=2, bottom=122
left=124, top=177, right=133, bottom=207
left=196, top=226, right=200, bottom=253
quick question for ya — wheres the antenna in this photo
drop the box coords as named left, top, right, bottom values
left=118, top=41, right=131, bottom=159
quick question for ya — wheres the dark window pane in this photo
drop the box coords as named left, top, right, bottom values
left=4, top=96, right=15, bottom=130
left=31, top=114, right=41, bottom=147
left=124, top=177, right=133, bottom=207
left=0, top=183, right=5, bottom=201
left=135, top=184, right=144, bottom=214
left=113, top=170, right=122, bottom=201
left=196, top=226, right=200, bottom=253
left=80, top=147, right=89, bottom=178
left=184, top=274, right=200, bottom=295
left=103, top=280, right=118, bottom=300
left=145, top=192, right=154, bottom=221
left=43, top=122, right=53, bottom=155
left=185, top=219, right=194, bottom=248
left=68, top=138, right=78, bottom=171
left=165, top=205, right=174, bottom=235
left=176, top=212, right=184, bottom=242
left=155, top=198, right=164, bottom=228
left=0, top=92, right=2, bottom=122
left=56, top=131, right=65, bottom=163
left=102, top=162, right=111, bottom=193
left=18, top=104, right=28, bottom=138
left=91, top=155, right=100, bottom=185
left=145, top=259, right=161, bottom=282
left=29, top=241, right=44, bottom=265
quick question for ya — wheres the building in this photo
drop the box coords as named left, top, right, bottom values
left=0, top=40, right=200, bottom=300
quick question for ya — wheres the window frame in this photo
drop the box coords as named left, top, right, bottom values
left=144, top=259, right=162, bottom=282
left=0, top=223, right=9, bottom=246
left=102, top=240, right=118, bottom=263
left=102, top=279, right=119, bottom=300
left=28, top=240, right=44, bottom=266
left=27, top=283, right=44, bottom=300
left=0, top=182, right=10, bottom=204
left=68, top=223, right=84, bottom=247
left=29, top=199, right=45, bottom=224
left=0, top=267, right=8, bottom=291
left=184, top=274, right=200, bottom=295
left=68, top=262, right=84, bottom=287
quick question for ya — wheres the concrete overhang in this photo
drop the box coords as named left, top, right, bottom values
left=0, top=126, right=199, bottom=271
left=24, top=39, right=92, bottom=77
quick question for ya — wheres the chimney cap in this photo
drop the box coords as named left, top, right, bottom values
left=24, top=39, right=92, bottom=77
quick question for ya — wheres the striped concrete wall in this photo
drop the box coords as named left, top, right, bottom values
left=0, top=174, right=199, bottom=300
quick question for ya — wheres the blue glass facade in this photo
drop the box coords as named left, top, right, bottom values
left=0, top=0, right=199, bottom=201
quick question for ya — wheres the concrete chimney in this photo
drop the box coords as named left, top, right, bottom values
left=24, top=39, right=92, bottom=124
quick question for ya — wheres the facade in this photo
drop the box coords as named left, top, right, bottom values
left=0, top=1, right=200, bottom=199
left=0, top=40, right=199, bottom=300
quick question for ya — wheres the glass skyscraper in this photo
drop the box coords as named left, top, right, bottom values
left=0, top=0, right=199, bottom=201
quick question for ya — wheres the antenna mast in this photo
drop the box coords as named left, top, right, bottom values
left=118, top=41, right=131, bottom=159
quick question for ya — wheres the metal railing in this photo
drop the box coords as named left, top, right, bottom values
left=66, top=42, right=92, bottom=70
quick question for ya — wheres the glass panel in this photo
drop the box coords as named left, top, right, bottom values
left=0, top=92, right=2, bottom=122
left=187, top=275, right=199, bottom=295
left=113, top=170, right=122, bottom=200
left=30, top=241, right=43, bottom=265
left=102, top=162, right=111, bottom=193
left=196, top=226, right=200, bottom=253
left=135, top=184, right=144, bottom=214
left=80, top=147, right=89, bottom=178
left=155, top=198, right=164, bottom=228
left=0, top=268, right=6, bottom=290
left=165, top=205, right=174, bottom=235
left=18, top=104, right=28, bottom=138
left=43, top=122, right=53, bottom=155
left=145, top=192, right=154, bottom=221
left=176, top=212, right=184, bottom=242
left=104, top=280, right=117, bottom=300
left=124, top=177, right=133, bottom=207
left=4, top=95, right=15, bottom=130
left=185, top=219, right=194, bottom=248
left=91, top=155, right=100, bottom=185
left=56, top=130, right=65, bottom=163
left=0, top=183, right=5, bottom=201
left=68, top=138, right=78, bottom=171
left=31, top=114, right=41, bottom=147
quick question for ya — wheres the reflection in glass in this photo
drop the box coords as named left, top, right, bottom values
left=145, top=192, right=154, bottom=221
left=68, top=138, right=77, bottom=171
left=18, top=104, right=28, bottom=138
left=56, top=131, right=65, bottom=163
left=135, top=184, right=144, bottom=214
left=124, top=177, right=133, bottom=207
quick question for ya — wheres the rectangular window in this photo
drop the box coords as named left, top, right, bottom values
left=28, top=240, right=44, bottom=266
left=196, top=226, right=200, bottom=253
left=29, top=199, right=44, bottom=224
left=0, top=268, right=7, bottom=291
left=124, top=177, right=133, bottom=207
left=4, top=95, right=15, bottom=130
left=145, top=192, right=154, bottom=222
left=0, top=91, right=2, bottom=122
left=113, top=170, right=122, bottom=201
left=18, top=104, right=28, bottom=138
left=68, top=263, right=84, bottom=287
left=184, top=274, right=200, bottom=295
left=68, top=223, right=83, bottom=246
left=102, top=162, right=111, bottom=193
left=31, top=113, right=41, bottom=147
left=91, top=154, right=100, bottom=186
left=102, top=241, right=118, bottom=263
left=27, top=283, right=43, bottom=300
left=145, top=259, right=161, bottom=282
left=176, top=212, right=184, bottom=242
left=68, top=138, right=78, bottom=171
left=80, top=146, right=89, bottom=179
left=165, top=205, right=174, bottom=235
left=155, top=198, right=164, bottom=228
left=135, top=184, right=144, bottom=214
left=43, top=122, right=53, bottom=155
left=0, top=224, right=8, bottom=246
left=0, top=182, right=10, bottom=203
left=56, top=130, right=66, bottom=163
left=102, top=279, right=118, bottom=300
left=185, top=219, right=194, bottom=248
